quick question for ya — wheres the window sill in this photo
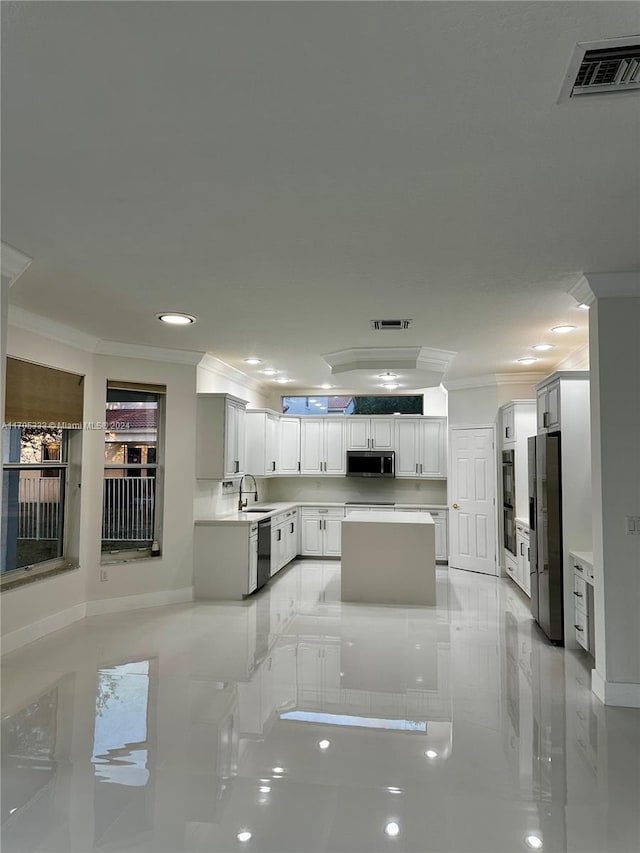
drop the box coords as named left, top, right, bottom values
left=101, top=553, right=160, bottom=566
left=0, top=562, right=79, bottom=592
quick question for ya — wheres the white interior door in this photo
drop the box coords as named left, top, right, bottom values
left=449, top=426, right=497, bottom=575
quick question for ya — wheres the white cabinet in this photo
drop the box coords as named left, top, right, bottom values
left=248, top=526, right=258, bottom=594
left=537, top=380, right=561, bottom=432
left=194, top=520, right=258, bottom=599
left=270, top=508, right=298, bottom=576
left=500, top=401, right=536, bottom=449
left=505, top=522, right=531, bottom=597
left=346, top=417, right=395, bottom=451
left=570, top=551, right=595, bottom=655
left=279, top=417, right=301, bottom=475
left=300, top=418, right=346, bottom=475
left=196, top=394, right=248, bottom=479
left=300, top=507, right=345, bottom=556
left=246, top=410, right=280, bottom=476
left=395, top=417, right=447, bottom=478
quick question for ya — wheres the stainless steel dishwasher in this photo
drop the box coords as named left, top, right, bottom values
left=257, top=518, right=272, bottom=590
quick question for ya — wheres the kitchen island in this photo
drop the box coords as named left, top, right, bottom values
left=341, top=511, right=436, bottom=606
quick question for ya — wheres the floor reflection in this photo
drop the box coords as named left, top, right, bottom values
left=1, top=561, right=639, bottom=852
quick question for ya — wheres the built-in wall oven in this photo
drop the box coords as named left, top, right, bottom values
left=502, top=450, right=516, bottom=556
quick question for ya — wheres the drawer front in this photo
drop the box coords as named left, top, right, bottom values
left=301, top=507, right=345, bottom=518
left=574, top=608, right=589, bottom=651
left=573, top=574, right=587, bottom=614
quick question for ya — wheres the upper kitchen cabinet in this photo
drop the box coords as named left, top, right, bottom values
left=537, top=379, right=561, bottom=432
left=246, top=410, right=280, bottom=476
left=300, top=418, right=346, bottom=475
left=196, top=393, right=248, bottom=479
left=395, top=417, right=447, bottom=478
left=278, top=417, right=301, bottom=475
left=500, top=401, right=536, bottom=450
left=346, top=417, right=395, bottom=451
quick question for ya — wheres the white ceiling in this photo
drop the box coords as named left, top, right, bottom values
left=2, top=2, right=639, bottom=391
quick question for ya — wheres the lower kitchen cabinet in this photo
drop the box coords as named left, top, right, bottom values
left=570, top=551, right=595, bottom=655
left=194, top=522, right=259, bottom=599
left=300, top=507, right=345, bottom=557
left=505, top=522, right=530, bottom=597
left=270, top=508, right=298, bottom=576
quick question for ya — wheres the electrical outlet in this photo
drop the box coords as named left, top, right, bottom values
left=100, top=569, right=108, bottom=582
left=625, top=516, right=640, bottom=535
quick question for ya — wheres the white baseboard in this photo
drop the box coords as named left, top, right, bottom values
left=592, top=668, right=640, bottom=708
left=1, top=603, right=87, bottom=656
left=86, top=586, right=194, bottom=616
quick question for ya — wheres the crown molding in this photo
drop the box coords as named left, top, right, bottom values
left=198, top=353, right=266, bottom=393
left=444, top=372, right=546, bottom=392
left=1, top=242, right=32, bottom=285
left=571, top=271, right=640, bottom=303
left=8, top=306, right=99, bottom=352
left=323, top=346, right=457, bottom=373
left=96, top=340, right=204, bottom=365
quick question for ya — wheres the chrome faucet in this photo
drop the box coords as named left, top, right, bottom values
left=238, top=474, right=258, bottom=511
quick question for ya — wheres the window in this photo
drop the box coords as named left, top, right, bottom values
left=282, top=395, right=424, bottom=415
left=1, top=427, right=68, bottom=577
left=2, top=358, right=84, bottom=584
left=102, top=382, right=165, bottom=559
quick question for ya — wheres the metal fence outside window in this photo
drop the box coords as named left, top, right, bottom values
left=17, top=477, right=62, bottom=540
left=102, top=477, right=156, bottom=541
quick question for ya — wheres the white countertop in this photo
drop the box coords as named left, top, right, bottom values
left=195, top=502, right=448, bottom=525
left=343, top=511, right=434, bottom=525
left=570, top=550, right=594, bottom=567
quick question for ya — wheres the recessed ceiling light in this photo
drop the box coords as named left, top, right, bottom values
left=384, top=822, right=400, bottom=838
left=517, top=357, right=538, bottom=365
left=387, top=786, right=402, bottom=794
left=551, top=324, right=577, bottom=334
left=319, top=384, right=333, bottom=390
left=237, top=830, right=252, bottom=843
left=377, top=372, right=398, bottom=380
left=261, top=368, right=279, bottom=376
left=531, top=344, right=554, bottom=352
left=381, top=383, right=400, bottom=390
left=157, top=312, right=196, bottom=325
left=275, top=378, right=292, bottom=384
left=259, top=786, right=271, bottom=793
left=318, top=739, right=331, bottom=750
left=243, top=358, right=263, bottom=365
left=272, top=766, right=284, bottom=774
left=425, top=750, right=438, bottom=759
left=525, top=835, right=543, bottom=850
left=578, top=303, right=590, bottom=310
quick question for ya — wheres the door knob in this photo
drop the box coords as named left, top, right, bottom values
left=452, top=503, right=459, bottom=509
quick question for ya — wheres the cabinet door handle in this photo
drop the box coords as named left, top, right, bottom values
left=543, top=412, right=549, bottom=428
left=420, top=463, right=423, bottom=474
left=319, top=520, right=322, bottom=530
left=520, top=543, right=524, bottom=556
left=574, top=624, right=584, bottom=632
left=574, top=564, right=584, bottom=572
left=573, top=591, right=583, bottom=598
left=277, top=530, right=282, bottom=541
left=415, top=464, right=419, bottom=474
left=272, top=461, right=276, bottom=472
left=235, top=460, right=240, bottom=473
left=290, top=522, right=294, bottom=533
left=527, top=548, right=530, bottom=561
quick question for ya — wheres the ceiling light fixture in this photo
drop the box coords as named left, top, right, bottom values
left=577, top=303, right=590, bottom=310
left=272, top=767, right=284, bottom=774
left=157, top=312, right=196, bottom=325
left=381, top=383, right=400, bottom=390
left=517, top=357, right=538, bottom=365
left=531, top=344, right=554, bottom=352
left=551, top=324, right=577, bottom=334
left=377, top=372, right=398, bottom=380
left=425, top=750, right=438, bottom=759
left=384, top=822, right=400, bottom=838
left=319, top=383, right=333, bottom=390
left=259, top=786, right=271, bottom=794
left=243, top=358, right=263, bottom=365
left=275, top=378, right=292, bottom=384
left=525, top=835, right=543, bottom=850
left=261, top=368, right=279, bottom=376
left=318, top=739, right=331, bottom=750
left=237, top=831, right=252, bottom=843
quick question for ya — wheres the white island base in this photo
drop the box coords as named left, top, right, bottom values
left=341, top=511, right=436, bottom=606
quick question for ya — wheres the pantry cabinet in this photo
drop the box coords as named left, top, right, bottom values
left=196, top=393, right=248, bottom=479
left=395, top=417, right=447, bottom=478
left=299, top=418, right=346, bottom=476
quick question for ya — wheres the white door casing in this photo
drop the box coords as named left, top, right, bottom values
left=448, top=425, right=497, bottom=575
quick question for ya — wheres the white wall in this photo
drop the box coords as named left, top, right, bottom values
left=590, top=297, right=640, bottom=698
left=448, top=379, right=540, bottom=426
left=1, top=325, right=198, bottom=647
left=197, top=357, right=270, bottom=409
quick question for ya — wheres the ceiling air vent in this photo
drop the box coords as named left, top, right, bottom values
left=559, top=36, right=640, bottom=101
left=371, top=319, right=412, bottom=331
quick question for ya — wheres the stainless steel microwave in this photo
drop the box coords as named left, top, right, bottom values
left=346, top=450, right=395, bottom=478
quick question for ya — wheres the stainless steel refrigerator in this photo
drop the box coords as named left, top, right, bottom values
left=528, top=434, right=564, bottom=644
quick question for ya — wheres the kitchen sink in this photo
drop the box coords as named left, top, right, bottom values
left=243, top=508, right=276, bottom=513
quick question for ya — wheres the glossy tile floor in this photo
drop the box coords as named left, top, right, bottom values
left=2, top=562, right=639, bottom=853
